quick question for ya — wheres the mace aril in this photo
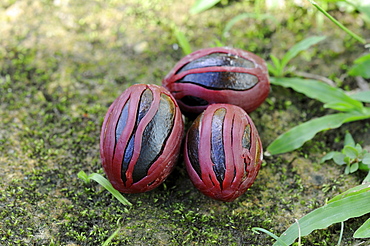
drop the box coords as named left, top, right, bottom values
left=184, top=104, right=262, bottom=202
left=162, top=47, right=270, bottom=116
left=100, top=84, right=184, bottom=193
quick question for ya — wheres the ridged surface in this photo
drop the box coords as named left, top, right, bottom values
left=162, top=47, right=270, bottom=115
left=184, top=104, right=262, bottom=202
left=100, top=84, right=184, bottom=193
left=132, top=93, right=175, bottom=183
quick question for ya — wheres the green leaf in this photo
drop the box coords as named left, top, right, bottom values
left=267, top=112, right=370, bottom=155
left=270, top=54, right=281, bottom=69
left=333, top=152, right=346, bottom=165
left=77, top=170, right=91, bottom=184
left=273, top=185, right=370, bottom=246
left=308, top=0, right=366, bottom=44
left=320, top=151, right=337, bottom=163
left=102, top=219, right=123, bottom=246
left=355, top=143, right=364, bottom=154
left=212, top=38, right=224, bottom=47
left=344, top=132, right=356, bottom=147
left=78, top=171, right=132, bottom=207
left=189, top=0, right=221, bottom=14
left=344, top=165, right=351, bottom=174
left=323, top=101, right=360, bottom=112
left=328, top=183, right=370, bottom=204
left=280, top=36, right=326, bottom=69
left=344, top=156, right=352, bottom=166
left=350, top=162, right=359, bottom=173
left=267, top=64, right=279, bottom=77
left=363, top=153, right=370, bottom=165
left=173, top=28, right=192, bottom=55
left=350, top=91, right=370, bottom=103
left=268, top=54, right=282, bottom=76
left=270, top=77, right=363, bottom=111
left=359, top=163, right=370, bottom=172
left=343, top=145, right=359, bottom=159
left=363, top=171, right=370, bottom=183
left=354, top=218, right=370, bottom=238
left=348, top=54, right=370, bottom=79
left=358, top=4, right=370, bottom=21
left=102, top=226, right=121, bottom=246
left=252, top=227, right=289, bottom=246
left=88, top=173, right=132, bottom=206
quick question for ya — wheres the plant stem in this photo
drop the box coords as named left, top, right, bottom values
left=252, top=227, right=289, bottom=246
left=337, top=221, right=344, bottom=246
left=102, top=219, right=122, bottom=246
left=308, top=0, right=366, bottom=45
left=296, top=219, right=301, bottom=246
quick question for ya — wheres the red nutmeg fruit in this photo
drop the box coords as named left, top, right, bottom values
left=100, top=84, right=184, bottom=193
left=162, top=47, right=270, bottom=116
left=184, top=104, right=262, bottom=202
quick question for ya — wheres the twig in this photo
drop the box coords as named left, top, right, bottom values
left=355, top=76, right=370, bottom=91
left=294, top=71, right=336, bottom=86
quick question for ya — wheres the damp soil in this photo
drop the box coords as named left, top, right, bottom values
left=1, top=0, right=370, bottom=245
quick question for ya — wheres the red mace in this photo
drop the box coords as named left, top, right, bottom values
left=184, top=104, right=262, bottom=202
left=162, top=47, right=270, bottom=116
left=100, top=84, right=184, bottom=193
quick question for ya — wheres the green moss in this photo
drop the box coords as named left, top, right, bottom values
left=1, top=0, right=370, bottom=245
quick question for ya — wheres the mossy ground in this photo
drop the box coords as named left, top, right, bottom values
left=1, top=0, right=369, bottom=245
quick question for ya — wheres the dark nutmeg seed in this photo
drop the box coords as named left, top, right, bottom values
left=162, top=47, right=270, bottom=116
left=100, top=84, right=184, bottom=193
left=184, top=104, right=262, bottom=202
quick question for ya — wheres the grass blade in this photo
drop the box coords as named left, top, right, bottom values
left=77, top=170, right=91, bottom=184
left=344, top=131, right=355, bottom=147
left=78, top=171, right=132, bottom=207
left=350, top=91, right=370, bottom=103
left=273, top=186, right=370, bottom=245
left=266, top=112, right=370, bottom=155
left=280, top=36, right=326, bottom=69
left=88, top=173, right=132, bottom=206
left=328, top=183, right=370, bottom=204
left=268, top=54, right=282, bottom=76
left=323, top=102, right=359, bottom=112
left=102, top=226, right=121, bottom=246
left=173, top=28, right=192, bottom=55
left=348, top=54, right=370, bottom=79
left=102, top=218, right=123, bottom=246
left=190, top=0, right=221, bottom=15
left=308, top=0, right=366, bottom=44
left=354, top=218, right=370, bottom=238
left=252, top=227, right=289, bottom=246
left=270, top=77, right=363, bottom=111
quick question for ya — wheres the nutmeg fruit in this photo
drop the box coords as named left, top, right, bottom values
left=100, top=84, right=184, bottom=193
left=184, top=104, right=262, bottom=202
left=162, top=47, right=270, bottom=116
